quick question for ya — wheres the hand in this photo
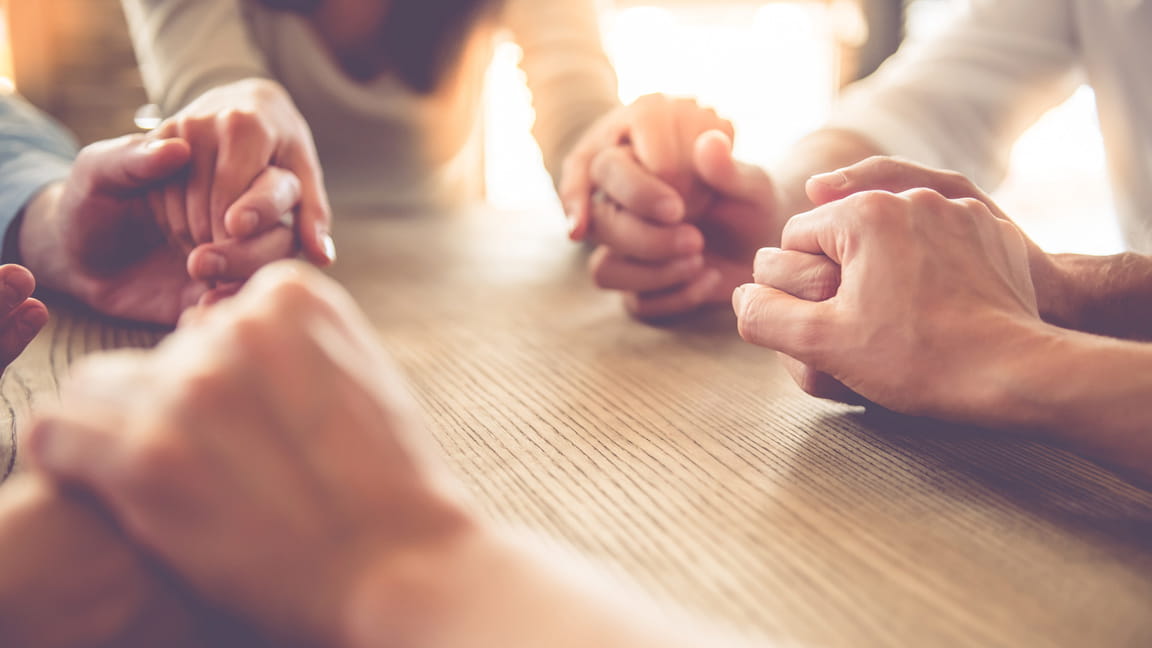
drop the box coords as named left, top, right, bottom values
left=0, top=475, right=279, bottom=647
left=30, top=262, right=474, bottom=646
left=0, top=475, right=191, bottom=648
left=151, top=78, right=335, bottom=266
left=560, top=94, right=734, bottom=237
left=583, top=129, right=779, bottom=319
left=736, top=184, right=1045, bottom=422
left=18, top=135, right=304, bottom=325
left=802, top=156, right=1070, bottom=326
left=0, top=264, right=47, bottom=370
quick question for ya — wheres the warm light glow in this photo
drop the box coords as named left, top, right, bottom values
left=134, top=103, right=163, bottom=130
left=484, top=3, right=837, bottom=211
left=0, top=2, right=13, bottom=89
left=482, top=1, right=1119, bottom=255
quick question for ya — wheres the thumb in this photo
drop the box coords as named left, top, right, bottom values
left=558, top=146, right=600, bottom=242
left=74, top=135, right=192, bottom=193
left=733, top=283, right=833, bottom=362
left=287, top=152, right=336, bottom=267
left=804, top=156, right=998, bottom=212
left=693, top=130, right=770, bottom=204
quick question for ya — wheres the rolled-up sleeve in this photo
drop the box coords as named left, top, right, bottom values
left=0, top=95, right=76, bottom=253
left=505, top=0, right=620, bottom=185
left=826, top=0, right=1080, bottom=190
left=120, top=0, right=271, bottom=114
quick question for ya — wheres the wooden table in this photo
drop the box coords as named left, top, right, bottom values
left=3, top=207, right=1152, bottom=647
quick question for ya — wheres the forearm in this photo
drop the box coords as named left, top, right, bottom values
left=341, top=525, right=751, bottom=648
left=14, top=182, right=76, bottom=297
left=0, top=475, right=196, bottom=647
left=507, top=0, right=621, bottom=183
left=1047, top=252, right=1152, bottom=340
left=120, top=0, right=271, bottom=113
left=993, top=325, right=1152, bottom=482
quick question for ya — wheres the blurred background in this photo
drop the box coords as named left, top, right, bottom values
left=0, top=0, right=1122, bottom=254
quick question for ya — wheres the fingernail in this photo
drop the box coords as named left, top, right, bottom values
left=810, top=171, right=848, bottom=189
left=199, top=252, right=227, bottom=277
left=237, top=210, right=260, bottom=235
left=655, top=198, right=683, bottom=222
left=319, top=228, right=337, bottom=263
left=752, top=247, right=780, bottom=283
left=144, top=139, right=169, bottom=151
left=733, top=284, right=748, bottom=314
left=19, top=308, right=47, bottom=337
left=754, top=246, right=781, bottom=264
left=564, top=209, right=579, bottom=237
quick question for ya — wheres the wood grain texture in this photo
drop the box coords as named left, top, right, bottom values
left=3, top=206, right=1152, bottom=647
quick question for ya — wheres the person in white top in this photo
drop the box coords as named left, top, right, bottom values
left=577, top=0, right=1152, bottom=474
left=120, top=0, right=733, bottom=269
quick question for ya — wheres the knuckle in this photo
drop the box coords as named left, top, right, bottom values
left=806, top=264, right=841, bottom=302
left=218, top=108, right=263, bottom=136
left=938, top=169, right=977, bottom=195
left=263, top=271, right=325, bottom=312
left=859, top=155, right=896, bottom=175
left=902, top=186, right=944, bottom=204
left=952, top=196, right=988, bottom=215
left=120, top=433, right=189, bottom=492
left=851, top=190, right=901, bottom=228
left=227, top=312, right=276, bottom=352
left=174, top=364, right=230, bottom=405
left=181, top=114, right=216, bottom=137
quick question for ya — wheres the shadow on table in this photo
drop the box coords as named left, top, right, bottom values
left=842, top=406, right=1152, bottom=551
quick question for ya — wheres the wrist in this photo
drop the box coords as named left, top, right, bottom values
left=16, top=182, right=78, bottom=296
left=336, top=516, right=490, bottom=648
left=992, top=326, right=1152, bottom=479
left=979, top=319, right=1079, bottom=434
left=1034, top=253, right=1091, bottom=331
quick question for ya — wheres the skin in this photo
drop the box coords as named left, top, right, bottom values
left=735, top=157, right=1152, bottom=482
left=573, top=115, right=1152, bottom=337
left=0, top=473, right=274, bottom=648
left=150, top=79, right=335, bottom=268
left=29, top=263, right=753, bottom=648
left=0, top=265, right=47, bottom=369
left=18, top=134, right=303, bottom=325
left=0, top=130, right=313, bottom=646
left=560, top=94, right=778, bottom=319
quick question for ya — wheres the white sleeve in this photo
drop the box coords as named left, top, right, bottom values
left=120, top=0, right=272, bottom=115
left=826, top=0, right=1081, bottom=189
left=503, top=0, right=620, bottom=184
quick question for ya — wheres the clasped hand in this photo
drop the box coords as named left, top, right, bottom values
left=560, top=94, right=779, bottom=319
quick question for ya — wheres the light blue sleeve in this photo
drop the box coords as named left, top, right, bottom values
left=0, top=94, right=77, bottom=260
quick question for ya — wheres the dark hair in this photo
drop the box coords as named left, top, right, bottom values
left=257, top=0, right=500, bottom=93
